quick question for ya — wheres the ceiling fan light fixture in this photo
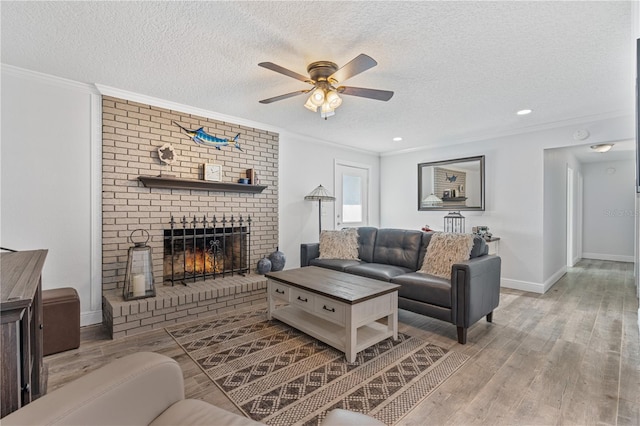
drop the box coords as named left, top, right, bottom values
left=326, top=90, right=342, bottom=109
left=310, top=88, right=325, bottom=106
left=258, top=54, right=394, bottom=120
left=321, top=103, right=334, bottom=113
left=320, top=102, right=335, bottom=119
left=304, top=97, right=318, bottom=112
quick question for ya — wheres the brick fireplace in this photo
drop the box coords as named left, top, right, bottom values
left=101, top=97, right=278, bottom=338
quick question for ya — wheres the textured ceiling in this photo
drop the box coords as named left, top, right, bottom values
left=1, top=1, right=635, bottom=154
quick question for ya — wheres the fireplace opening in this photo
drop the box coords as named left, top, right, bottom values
left=163, top=215, right=251, bottom=285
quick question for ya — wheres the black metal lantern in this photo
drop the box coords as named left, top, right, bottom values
left=444, top=211, right=465, bottom=233
left=123, top=229, right=156, bottom=300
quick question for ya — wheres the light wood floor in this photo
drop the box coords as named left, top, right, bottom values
left=45, top=259, right=639, bottom=425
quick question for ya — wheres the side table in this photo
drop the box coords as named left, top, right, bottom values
left=485, top=237, right=500, bottom=255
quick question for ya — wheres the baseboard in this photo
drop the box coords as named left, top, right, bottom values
left=500, top=278, right=545, bottom=294
left=81, top=310, right=102, bottom=327
left=582, top=252, right=635, bottom=263
left=544, top=266, right=567, bottom=292
left=500, top=267, right=566, bottom=294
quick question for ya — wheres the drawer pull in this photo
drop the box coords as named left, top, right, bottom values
left=297, top=296, right=308, bottom=302
left=323, top=305, right=336, bottom=313
left=275, top=289, right=285, bottom=294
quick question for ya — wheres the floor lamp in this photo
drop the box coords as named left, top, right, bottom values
left=304, top=184, right=336, bottom=237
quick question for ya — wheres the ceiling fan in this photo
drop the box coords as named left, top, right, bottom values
left=258, top=53, right=394, bottom=119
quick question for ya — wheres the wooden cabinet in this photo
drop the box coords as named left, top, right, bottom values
left=1, top=250, right=47, bottom=418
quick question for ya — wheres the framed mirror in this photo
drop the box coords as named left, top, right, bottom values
left=418, top=155, right=485, bottom=211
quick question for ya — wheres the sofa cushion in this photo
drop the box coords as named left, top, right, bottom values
left=345, top=263, right=413, bottom=282
left=420, top=232, right=474, bottom=278
left=470, top=235, right=488, bottom=258
left=417, top=231, right=435, bottom=270
left=372, top=229, right=424, bottom=270
left=322, top=409, right=385, bottom=426
left=151, top=399, right=264, bottom=426
left=391, top=272, right=452, bottom=308
left=310, top=258, right=364, bottom=272
left=319, top=228, right=359, bottom=260
left=356, top=227, right=377, bottom=263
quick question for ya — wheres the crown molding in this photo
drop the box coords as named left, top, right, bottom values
left=1, top=64, right=100, bottom=94
left=95, top=84, right=377, bottom=156
left=278, top=129, right=379, bottom=156
left=381, top=110, right=633, bottom=157
left=94, top=84, right=282, bottom=134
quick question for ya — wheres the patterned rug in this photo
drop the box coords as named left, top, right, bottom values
left=166, top=306, right=469, bottom=425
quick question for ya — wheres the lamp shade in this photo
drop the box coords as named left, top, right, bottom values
left=305, top=184, right=335, bottom=237
left=304, top=184, right=336, bottom=201
left=422, top=193, right=443, bottom=207
left=326, top=90, right=343, bottom=109
left=304, top=96, right=318, bottom=112
left=310, top=88, right=325, bottom=106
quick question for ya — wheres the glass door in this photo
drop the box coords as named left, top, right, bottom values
left=335, top=161, right=370, bottom=228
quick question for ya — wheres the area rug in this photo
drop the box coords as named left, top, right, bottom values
left=166, top=306, right=469, bottom=425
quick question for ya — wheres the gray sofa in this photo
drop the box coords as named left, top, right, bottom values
left=300, top=227, right=501, bottom=344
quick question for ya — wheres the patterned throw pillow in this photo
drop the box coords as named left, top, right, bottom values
left=318, top=228, right=360, bottom=260
left=420, top=232, right=474, bottom=279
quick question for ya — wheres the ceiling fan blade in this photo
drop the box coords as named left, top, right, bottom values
left=329, top=54, right=377, bottom=83
left=337, top=86, right=394, bottom=101
left=259, top=90, right=310, bottom=104
left=258, top=62, right=314, bottom=84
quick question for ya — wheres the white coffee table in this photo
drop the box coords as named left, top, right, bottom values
left=265, top=266, right=399, bottom=362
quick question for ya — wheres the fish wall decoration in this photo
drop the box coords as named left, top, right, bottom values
left=173, top=121, right=243, bottom=152
left=445, top=172, right=457, bottom=183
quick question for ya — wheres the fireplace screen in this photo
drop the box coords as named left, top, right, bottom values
left=163, top=215, right=251, bottom=285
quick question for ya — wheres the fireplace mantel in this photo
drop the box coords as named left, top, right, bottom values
left=138, top=176, right=267, bottom=193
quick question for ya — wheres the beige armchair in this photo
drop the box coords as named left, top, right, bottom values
left=2, top=352, right=383, bottom=426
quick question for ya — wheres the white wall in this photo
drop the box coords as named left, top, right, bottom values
left=1, top=66, right=102, bottom=325
left=583, top=159, right=636, bottom=262
left=279, top=133, right=380, bottom=269
left=381, top=115, right=634, bottom=293
left=542, top=147, right=582, bottom=285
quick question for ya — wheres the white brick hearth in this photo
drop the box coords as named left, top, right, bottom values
left=103, top=275, right=267, bottom=339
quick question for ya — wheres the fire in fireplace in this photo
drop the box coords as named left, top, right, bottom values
left=163, top=215, right=251, bottom=285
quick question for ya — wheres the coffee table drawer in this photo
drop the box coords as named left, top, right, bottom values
left=270, top=282, right=290, bottom=301
left=314, top=295, right=345, bottom=325
left=291, top=288, right=314, bottom=309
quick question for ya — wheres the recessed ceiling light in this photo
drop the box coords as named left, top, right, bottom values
left=516, top=109, right=532, bottom=115
left=393, top=137, right=403, bottom=142
left=590, top=144, right=614, bottom=153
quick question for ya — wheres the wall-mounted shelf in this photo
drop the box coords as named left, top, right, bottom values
left=442, top=197, right=468, bottom=202
left=138, top=176, right=267, bottom=193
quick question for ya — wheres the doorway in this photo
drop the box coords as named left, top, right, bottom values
left=334, top=160, right=370, bottom=228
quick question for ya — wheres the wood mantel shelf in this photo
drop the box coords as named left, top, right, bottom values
left=138, top=175, right=267, bottom=193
